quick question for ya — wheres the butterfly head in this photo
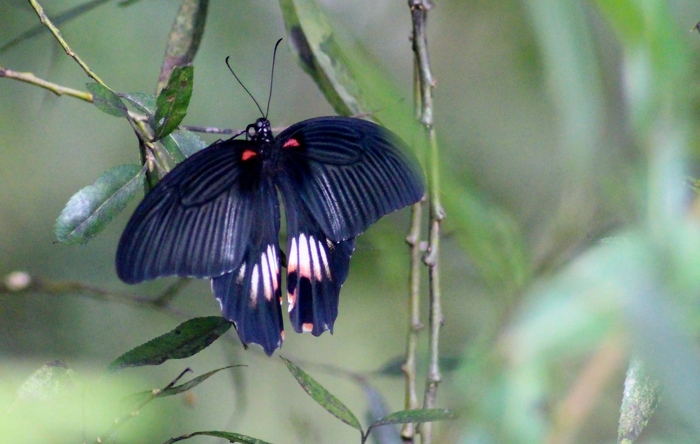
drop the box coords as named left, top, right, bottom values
left=246, top=118, right=274, bottom=145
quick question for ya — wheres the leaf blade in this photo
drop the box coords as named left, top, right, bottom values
left=54, top=164, right=144, bottom=244
left=86, top=82, right=128, bottom=117
left=153, top=65, right=194, bottom=140
left=107, top=317, right=232, bottom=372
left=156, top=365, right=244, bottom=398
left=368, top=408, right=457, bottom=430
left=163, top=430, right=274, bottom=444
left=281, top=357, right=362, bottom=431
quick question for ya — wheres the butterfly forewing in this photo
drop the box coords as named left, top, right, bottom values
left=274, top=117, right=425, bottom=242
left=116, top=139, right=263, bottom=283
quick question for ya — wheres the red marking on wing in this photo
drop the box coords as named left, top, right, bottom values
left=282, top=138, right=301, bottom=148
left=302, top=323, right=314, bottom=333
left=242, top=150, right=257, bottom=161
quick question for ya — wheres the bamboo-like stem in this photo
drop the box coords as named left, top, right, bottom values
left=27, top=0, right=106, bottom=86
left=408, top=0, right=445, bottom=443
left=401, top=201, right=424, bottom=442
left=0, top=67, right=93, bottom=101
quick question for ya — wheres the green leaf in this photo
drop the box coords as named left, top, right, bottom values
left=54, top=164, right=144, bottom=244
left=281, top=357, right=362, bottom=431
left=120, top=92, right=157, bottom=115
left=107, top=317, right=232, bottom=372
left=120, top=92, right=201, bottom=162
left=156, top=365, right=243, bottom=398
left=163, top=430, right=273, bottom=444
left=156, top=0, right=208, bottom=93
left=153, top=65, right=194, bottom=141
left=278, top=0, right=420, bottom=140
left=618, top=358, right=661, bottom=443
left=368, top=408, right=457, bottom=430
left=86, top=83, right=128, bottom=117
left=170, top=128, right=207, bottom=157
left=127, top=366, right=243, bottom=406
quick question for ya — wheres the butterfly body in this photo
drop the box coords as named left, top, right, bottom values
left=117, top=116, right=424, bottom=355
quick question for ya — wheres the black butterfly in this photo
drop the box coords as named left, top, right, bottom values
left=116, top=45, right=424, bottom=355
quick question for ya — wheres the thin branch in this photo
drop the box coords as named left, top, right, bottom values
left=153, top=278, right=192, bottom=307
left=409, top=0, right=445, bottom=443
left=181, top=125, right=240, bottom=135
left=401, top=200, right=424, bottom=442
left=0, top=272, right=185, bottom=317
left=0, top=66, right=93, bottom=101
left=27, top=0, right=106, bottom=86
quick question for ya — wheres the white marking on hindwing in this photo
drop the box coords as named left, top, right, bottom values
left=268, top=245, right=279, bottom=291
left=261, top=252, right=272, bottom=302
left=309, top=235, right=322, bottom=280
left=288, top=237, right=298, bottom=273
left=318, top=241, right=331, bottom=279
left=236, top=263, right=246, bottom=283
left=250, top=264, right=259, bottom=302
left=297, top=234, right=312, bottom=279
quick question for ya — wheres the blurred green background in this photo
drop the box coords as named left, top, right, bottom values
left=2, top=0, right=700, bottom=443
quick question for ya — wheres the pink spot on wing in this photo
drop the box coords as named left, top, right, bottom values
left=242, top=150, right=257, bottom=161
left=302, top=323, right=314, bottom=333
left=283, top=138, right=301, bottom=148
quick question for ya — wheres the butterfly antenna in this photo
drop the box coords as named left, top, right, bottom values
left=225, top=56, right=265, bottom=117
left=265, top=38, right=283, bottom=119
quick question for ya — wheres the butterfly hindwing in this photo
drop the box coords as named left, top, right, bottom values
left=278, top=180, right=355, bottom=335
left=116, top=139, right=263, bottom=283
left=274, top=116, right=425, bottom=242
left=211, top=177, right=284, bottom=356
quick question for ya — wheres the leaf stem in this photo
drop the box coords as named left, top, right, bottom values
left=27, top=0, right=106, bottom=86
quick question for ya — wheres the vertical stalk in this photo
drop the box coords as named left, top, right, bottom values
left=401, top=201, right=424, bottom=442
left=408, top=0, right=445, bottom=443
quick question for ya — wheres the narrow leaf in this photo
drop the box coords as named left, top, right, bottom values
left=86, top=83, right=128, bottom=117
left=156, top=365, right=243, bottom=397
left=281, top=357, right=362, bottom=431
left=169, top=128, right=208, bottom=157
left=163, top=430, right=273, bottom=444
left=153, top=65, right=194, bottom=140
left=157, top=0, right=208, bottom=92
left=361, top=382, right=401, bottom=444
left=107, top=317, right=232, bottom=372
left=618, top=358, right=662, bottom=443
left=55, top=164, right=144, bottom=244
left=279, top=0, right=360, bottom=116
left=120, top=92, right=156, bottom=115
left=368, top=409, right=457, bottom=429
left=278, top=0, right=420, bottom=142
